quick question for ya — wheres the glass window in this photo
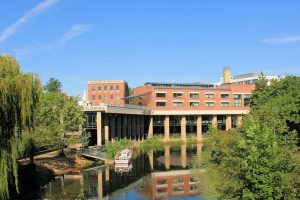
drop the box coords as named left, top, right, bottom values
left=205, top=94, right=215, bottom=99
left=173, top=93, right=183, bottom=98
left=156, top=102, right=166, bottom=106
left=116, top=85, right=119, bottom=90
left=190, top=177, right=200, bottom=182
left=190, top=93, right=199, bottom=98
left=110, top=94, right=113, bottom=99
left=92, top=95, right=96, bottom=100
left=98, top=86, right=101, bottom=91
left=190, top=102, right=199, bottom=107
left=244, top=94, right=251, bottom=106
left=156, top=93, right=166, bottom=98
left=104, top=85, right=107, bottom=91
left=234, top=94, right=242, bottom=107
left=205, top=102, right=214, bottom=107
left=92, top=86, right=96, bottom=91
left=157, top=180, right=167, bottom=185
left=116, top=94, right=120, bottom=100
left=173, top=102, right=183, bottom=107
left=110, top=85, right=113, bottom=90
left=104, top=95, right=107, bottom=100
left=221, top=94, right=230, bottom=98
left=157, top=188, right=167, bottom=194
left=173, top=178, right=184, bottom=184
left=174, top=186, right=184, bottom=193
left=98, top=95, right=101, bottom=100
left=190, top=185, right=200, bottom=191
left=221, top=102, right=230, bottom=107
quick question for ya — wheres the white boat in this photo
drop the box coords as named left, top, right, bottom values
left=114, top=149, right=132, bottom=164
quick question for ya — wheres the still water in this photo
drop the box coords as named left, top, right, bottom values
left=42, top=144, right=204, bottom=200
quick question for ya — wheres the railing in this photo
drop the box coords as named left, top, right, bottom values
left=83, top=103, right=151, bottom=112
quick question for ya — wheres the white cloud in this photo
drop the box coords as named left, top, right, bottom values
left=58, top=24, right=90, bottom=47
left=0, top=0, right=58, bottom=43
left=262, top=35, right=300, bottom=44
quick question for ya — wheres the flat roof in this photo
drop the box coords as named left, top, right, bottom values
left=144, top=82, right=215, bottom=88
left=232, top=73, right=259, bottom=80
left=88, top=80, right=127, bottom=84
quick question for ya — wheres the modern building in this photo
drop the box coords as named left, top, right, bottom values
left=87, top=80, right=129, bottom=105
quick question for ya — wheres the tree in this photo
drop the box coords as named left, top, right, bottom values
left=0, top=55, right=42, bottom=199
left=43, top=78, right=62, bottom=93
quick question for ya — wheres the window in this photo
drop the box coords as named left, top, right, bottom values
left=190, top=177, right=200, bottom=183
left=190, top=185, right=200, bottom=191
left=110, top=85, right=113, bottom=90
left=116, top=85, right=119, bottom=90
left=116, top=94, right=120, bottom=100
left=173, top=93, right=183, bottom=98
left=190, top=102, right=199, bottom=107
left=206, top=102, right=214, bottom=107
left=157, top=180, right=167, bottom=185
left=104, top=95, right=107, bottom=101
left=221, top=102, right=230, bottom=107
left=234, top=94, right=242, bottom=107
left=174, top=186, right=184, bottom=193
left=173, top=102, right=183, bottom=107
left=110, top=94, right=113, bottom=100
left=98, top=95, right=101, bottom=100
left=190, top=93, right=199, bottom=98
left=205, top=94, right=215, bottom=99
left=156, top=93, right=166, bottom=98
left=244, top=94, right=251, bottom=106
left=156, top=101, right=166, bottom=106
left=98, top=86, right=101, bottom=91
left=92, top=95, right=96, bottom=100
left=104, top=85, right=107, bottom=91
left=92, top=86, right=96, bottom=91
left=157, top=188, right=167, bottom=194
left=173, top=178, right=184, bottom=184
left=221, top=94, right=230, bottom=98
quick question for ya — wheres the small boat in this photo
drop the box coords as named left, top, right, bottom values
left=114, top=149, right=132, bottom=164
left=115, top=163, right=133, bottom=174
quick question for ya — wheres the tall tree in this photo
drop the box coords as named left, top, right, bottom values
left=43, top=78, right=62, bottom=93
left=0, top=55, right=42, bottom=199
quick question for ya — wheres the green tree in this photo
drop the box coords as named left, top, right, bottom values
left=43, top=78, right=62, bottom=93
left=0, top=55, right=42, bottom=199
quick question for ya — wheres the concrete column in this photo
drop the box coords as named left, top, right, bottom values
left=148, top=116, right=153, bottom=138
left=97, top=112, right=102, bottom=146
left=111, top=115, right=116, bottom=142
left=122, top=115, right=127, bottom=139
left=181, top=144, right=187, bottom=168
left=104, top=114, right=109, bottom=144
left=97, top=170, right=103, bottom=199
left=127, top=115, right=132, bottom=139
left=212, top=115, right=218, bottom=128
left=164, top=115, right=170, bottom=140
left=105, top=166, right=110, bottom=181
left=141, top=115, right=145, bottom=140
left=197, top=142, right=202, bottom=159
left=237, top=115, right=243, bottom=128
left=164, top=145, right=170, bottom=170
left=117, top=115, right=122, bottom=140
left=148, top=150, right=154, bottom=170
left=197, top=115, right=202, bottom=142
left=181, top=115, right=187, bottom=141
left=226, top=115, right=232, bottom=131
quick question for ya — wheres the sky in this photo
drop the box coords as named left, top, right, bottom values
left=0, top=0, right=300, bottom=95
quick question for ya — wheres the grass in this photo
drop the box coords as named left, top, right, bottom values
left=140, top=137, right=164, bottom=152
left=105, top=139, right=134, bottom=159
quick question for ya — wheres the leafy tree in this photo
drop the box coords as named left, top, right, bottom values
left=0, top=55, right=42, bottom=199
left=43, top=78, right=62, bottom=93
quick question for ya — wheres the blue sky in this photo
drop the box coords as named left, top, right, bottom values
left=1, top=0, right=300, bottom=95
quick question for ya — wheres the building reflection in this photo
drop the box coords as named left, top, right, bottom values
left=44, top=143, right=203, bottom=199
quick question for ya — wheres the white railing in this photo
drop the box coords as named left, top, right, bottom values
left=83, top=103, right=151, bottom=113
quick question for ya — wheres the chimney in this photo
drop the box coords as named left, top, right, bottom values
left=223, top=67, right=231, bottom=83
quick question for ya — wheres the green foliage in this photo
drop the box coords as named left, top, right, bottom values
left=0, top=55, right=42, bottom=199
left=106, top=139, right=134, bottom=159
left=43, top=77, right=62, bottom=93
left=140, top=137, right=164, bottom=152
left=81, top=130, right=91, bottom=149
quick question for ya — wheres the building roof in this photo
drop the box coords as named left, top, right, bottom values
left=232, top=73, right=259, bottom=80
left=144, top=82, right=215, bottom=88
left=88, top=80, right=127, bottom=84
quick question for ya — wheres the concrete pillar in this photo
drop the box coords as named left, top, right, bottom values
left=97, top=112, right=102, bottom=146
left=148, top=150, right=154, bottom=170
left=117, top=115, right=121, bottom=140
left=104, top=114, right=109, bottom=144
left=197, top=115, right=202, bottom=142
left=141, top=115, right=145, bottom=140
left=181, top=115, right=187, bottom=141
left=164, top=115, right=170, bottom=140
left=237, top=115, right=243, bottom=128
left=197, top=142, right=202, bottom=159
left=105, top=166, right=110, bottom=181
left=212, top=115, right=218, bottom=128
left=226, top=115, right=232, bottom=131
left=127, top=115, right=132, bottom=139
left=111, top=115, right=116, bottom=142
left=164, top=145, right=170, bottom=170
left=181, top=144, right=187, bottom=168
left=148, top=116, right=153, bottom=138
left=122, top=115, right=127, bottom=139
left=97, top=170, right=103, bottom=199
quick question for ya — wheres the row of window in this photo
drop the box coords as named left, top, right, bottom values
left=156, top=92, right=248, bottom=99
left=91, top=85, right=120, bottom=92
left=156, top=100, right=250, bottom=107
left=91, top=94, right=120, bottom=100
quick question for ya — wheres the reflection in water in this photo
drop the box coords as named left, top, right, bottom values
left=43, top=144, right=203, bottom=200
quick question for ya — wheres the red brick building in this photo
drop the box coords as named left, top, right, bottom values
left=87, top=80, right=129, bottom=105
